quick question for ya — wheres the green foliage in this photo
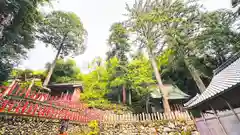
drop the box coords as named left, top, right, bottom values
left=107, top=57, right=126, bottom=87
left=107, top=22, right=130, bottom=63
left=106, top=22, right=131, bottom=105
left=196, top=9, right=240, bottom=66
left=0, top=0, right=51, bottom=82
left=5, top=68, right=45, bottom=91
left=109, top=55, right=156, bottom=112
left=39, top=10, right=87, bottom=86
left=38, top=11, right=87, bottom=57
left=124, top=0, right=240, bottom=94
left=46, top=59, right=82, bottom=83
left=80, top=59, right=110, bottom=109
left=9, top=68, right=45, bottom=81
left=126, top=56, right=155, bottom=95
left=87, top=120, right=99, bottom=135
left=181, top=131, right=192, bottom=135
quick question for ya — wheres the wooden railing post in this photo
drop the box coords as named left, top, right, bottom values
left=142, top=112, right=145, bottom=121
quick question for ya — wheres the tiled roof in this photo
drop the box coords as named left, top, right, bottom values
left=185, top=57, right=240, bottom=109
left=48, top=83, right=82, bottom=87
left=150, top=85, right=190, bottom=100
left=183, top=93, right=200, bottom=107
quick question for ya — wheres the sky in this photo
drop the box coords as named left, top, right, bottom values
left=20, top=0, right=232, bottom=73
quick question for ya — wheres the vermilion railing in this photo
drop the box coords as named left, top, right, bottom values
left=0, top=81, right=103, bottom=123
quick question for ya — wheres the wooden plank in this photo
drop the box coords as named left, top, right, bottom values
left=156, top=112, right=160, bottom=120
left=171, top=112, right=175, bottom=120
left=153, top=113, right=156, bottom=121
left=151, top=113, right=154, bottom=121
left=142, top=112, right=145, bottom=121
left=160, top=113, right=163, bottom=120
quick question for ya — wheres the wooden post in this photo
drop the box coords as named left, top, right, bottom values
left=209, top=105, right=228, bottom=135
left=160, top=113, right=163, bottom=120
left=165, top=113, right=168, bottom=120
left=142, top=113, right=145, bottom=121
left=122, top=86, right=126, bottom=104
left=156, top=112, right=160, bottom=120
left=140, top=113, right=142, bottom=121
left=148, top=113, right=151, bottom=121
left=119, top=115, right=122, bottom=122
left=153, top=113, right=157, bottom=120
left=164, top=113, right=167, bottom=120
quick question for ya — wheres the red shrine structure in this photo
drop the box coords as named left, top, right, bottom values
left=0, top=80, right=103, bottom=123
left=47, top=83, right=83, bottom=102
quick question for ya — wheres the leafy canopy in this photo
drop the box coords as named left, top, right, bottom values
left=0, top=0, right=51, bottom=82
left=38, top=11, right=87, bottom=57
left=45, top=59, right=82, bottom=83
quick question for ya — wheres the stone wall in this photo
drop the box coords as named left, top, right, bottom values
left=100, top=120, right=199, bottom=135
left=0, top=115, right=84, bottom=135
left=0, top=116, right=199, bottom=135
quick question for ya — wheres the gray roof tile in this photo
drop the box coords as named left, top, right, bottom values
left=185, top=57, right=240, bottom=109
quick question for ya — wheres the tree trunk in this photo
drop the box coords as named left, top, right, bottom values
left=178, top=45, right=206, bottom=93
left=118, top=88, right=121, bottom=104
left=149, top=55, right=171, bottom=113
left=122, top=85, right=126, bottom=104
left=128, top=89, right=132, bottom=105
left=43, top=41, right=64, bottom=87
left=146, top=95, right=149, bottom=113
left=184, top=59, right=206, bottom=93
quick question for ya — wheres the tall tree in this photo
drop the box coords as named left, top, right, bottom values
left=106, top=22, right=130, bottom=62
left=141, top=0, right=207, bottom=93
left=166, top=1, right=207, bottom=93
left=126, top=0, right=172, bottom=112
left=38, top=11, right=87, bottom=87
left=106, top=22, right=130, bottom=104
left=162, top=3, right=240, bottom=93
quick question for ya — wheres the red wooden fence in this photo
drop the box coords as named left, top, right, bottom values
left=0, top=81, right=103, bottom=123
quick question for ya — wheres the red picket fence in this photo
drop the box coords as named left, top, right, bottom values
left=0, top=81, right=103, bottom=123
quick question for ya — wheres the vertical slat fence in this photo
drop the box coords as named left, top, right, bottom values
left=102, top=111, right=192, bottom=123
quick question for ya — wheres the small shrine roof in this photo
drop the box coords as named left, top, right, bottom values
left=150, top=84, right=190, bottom=100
